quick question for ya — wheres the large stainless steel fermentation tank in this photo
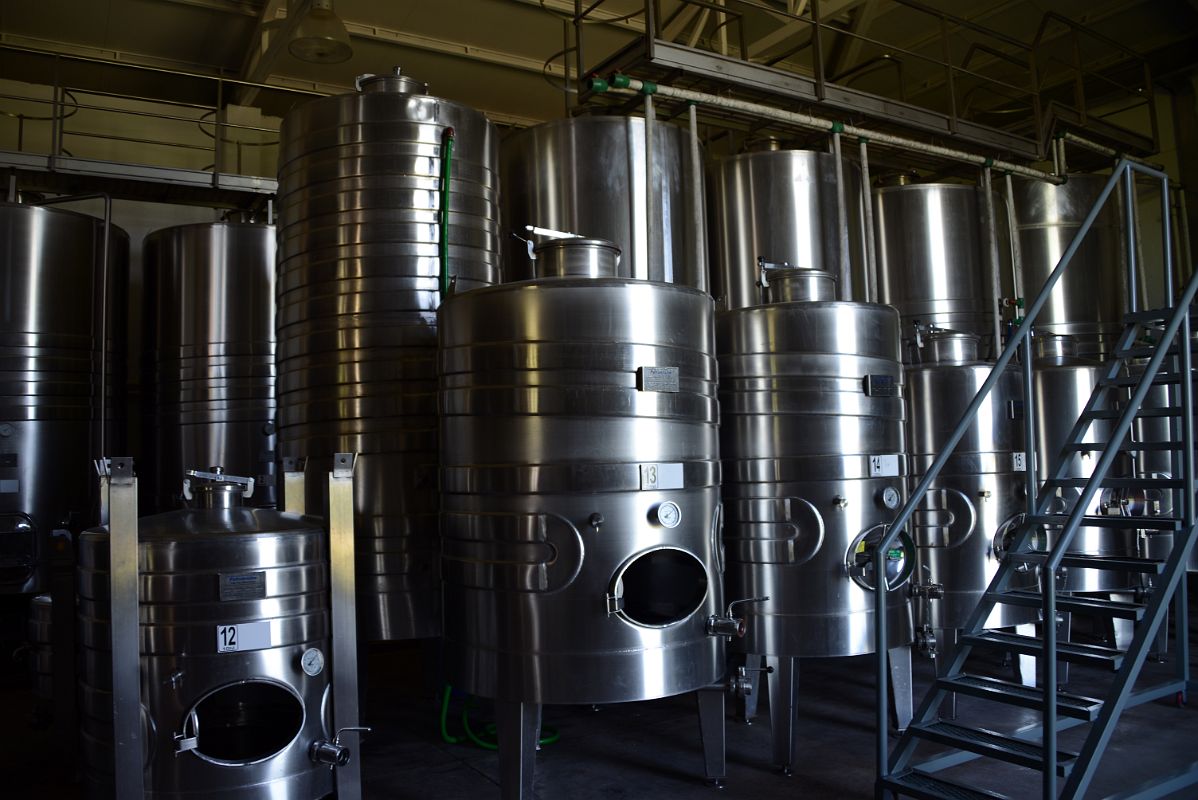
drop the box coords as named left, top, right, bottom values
left=276, top=67, right=500, bottom=640
left=77, top=471, right=335, bottom=800
left=875, top=183, right=1000, bottom=352
left=501, top=116, right=706, bottom=288
left=905, top=331, right=1034, bottom=695
left=707, top=149, right=864, bottom=309
left=1012, top=175, right=1126, bottom=356
left=718, top=267, right=914, bottom=771
left=142, top=223, right=277, bottom=513
left=440, top=238, right=727, bottom=796
left=0, top=201, right=128, bottom=595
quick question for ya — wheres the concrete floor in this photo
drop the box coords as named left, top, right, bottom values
left=4, top=576, right=1198, bottom=798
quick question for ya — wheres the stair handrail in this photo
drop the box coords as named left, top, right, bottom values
left=873, top=156, right=1180, bottom=789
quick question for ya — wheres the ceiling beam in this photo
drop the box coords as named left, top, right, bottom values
left=236, top=0, right=305, bottom=103
left=828, top=0, right=881, bottom=77
left=745, top=0, right=870, bottom=60
left=157, top=0, right=262, bottom=16
left=343, top=21, right=566, bottom=78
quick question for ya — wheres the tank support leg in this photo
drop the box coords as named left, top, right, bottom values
left=1015, top=614, right=1072, bottom=688
left=496, top=700, right=540, bottom=800
left=934, top=629, right=959, bottom=721
left=1108, top=591, right=1137, bottom=651
left=765, top=655, right=798, bottom=774
left=742, top=653, right=764, bottom=723
left=887, top=645, right=913, bottom=732
left=696, top=685, right=727, bottom=785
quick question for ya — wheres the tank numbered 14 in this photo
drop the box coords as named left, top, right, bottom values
left=215, top=620, right=272, bottom=653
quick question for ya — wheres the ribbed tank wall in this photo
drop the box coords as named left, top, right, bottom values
left=718, top=301, right=913, bottom=658
left=0, top=202, right=129, bottom=595
left=76, top=508, right=331, bottom=799
left=501, top=117, right=706, bottom=289
left=439, top=278, right=723, bottom=704
left=142, top=223, right=277, bottom=512
left=275, top=70, right=500, bottom=640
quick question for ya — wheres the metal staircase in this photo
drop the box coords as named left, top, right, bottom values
left=873, top=159, right=1198, bottom=799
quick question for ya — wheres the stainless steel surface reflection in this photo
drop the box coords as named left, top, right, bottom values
left=718, top=299, right=913, bottom=657
left=143, top=223, right=277, bottom=512
left=1033, top=345, right=1138, bottom=591
left=1013, top=175, right=1126, bottom=356
left=501, top=116, right=705, bottom=287
left=0, top=202, right=129, bottom=594
left=707, top=150, right=864, bottom=310
left=906, top=332, right=1034, bottom=631
left=76, top=481, right=332, bottom=800
left=875, top=183, right=999, bottom=349
left=439, top=278, right=723, bottom=704
left=276, top=68, right=500, bottom=640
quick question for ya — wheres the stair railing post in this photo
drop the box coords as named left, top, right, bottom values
left=1180, top=302, right=1195, bottom=695
left=1023, top=333, right=1038, bottom=518
left=1124, top=167, right=1140, bottom=313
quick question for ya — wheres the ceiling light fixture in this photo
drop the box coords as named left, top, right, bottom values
left=289, top=0, right=353, bottom=65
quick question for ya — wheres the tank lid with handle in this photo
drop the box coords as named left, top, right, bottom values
left=182, top=466, right=255, bottom=509
left=532, top=237, right=623, bottom=279
left=921, top=330, right=980, bottom=365
left=355, top=66, right=428, bottom=95
left=757, top=258, right=838, bottom=304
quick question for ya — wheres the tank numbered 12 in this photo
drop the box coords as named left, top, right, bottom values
left=215, top=620, right=272, bottom=653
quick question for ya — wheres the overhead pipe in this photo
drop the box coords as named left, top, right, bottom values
left=830, top=130, right=853, bottom=300
left=592, top=74, right=1065, bottom=184
left=980, top=167, right=1003, bottom=357
left=859, top=138, right=878, bottom=303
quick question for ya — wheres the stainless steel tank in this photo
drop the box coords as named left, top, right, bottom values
left=875, top=183, right=998, bottom=350
left=718, top=268, right=914, bottom=659
left=707, top=149, right=865, bottom=310
left=439, top=238, right=723, bottom=705
left=905, top=331, right=1034, bottom=636
left=0, top=202, right=129, bottom=595
left=1013, top=175, right=1126, bottom=356
left=27, top=593, right=53, bottom=726
left=501, top=116, right=705, bottom=288
left=142, top=223, right=277, bottom=513
left=1033, top=337, right=1138, bottom=591
left=76, top=471, right=333, bottom=799
left=276, top=67, right=500, bottom=640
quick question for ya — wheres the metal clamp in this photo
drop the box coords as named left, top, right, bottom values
left=182, top=466, right=255, bottom=500
left=174, top=709, right=199, bottom=756
left=310, top=726, right=372, bottom=769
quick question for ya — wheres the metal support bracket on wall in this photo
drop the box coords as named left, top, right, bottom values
left=102, top=456, right=144, bottom=799
left=329, top=452, right=363, bottom=800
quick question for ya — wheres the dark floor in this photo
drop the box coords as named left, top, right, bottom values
left=4, top=577, right=1198, bottom=799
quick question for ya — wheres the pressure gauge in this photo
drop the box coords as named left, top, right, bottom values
left=301, top=647, right=325, bottom=677
left=652, top=501, right=682, bottom=529
left=880, top=486, right=901, bottom=510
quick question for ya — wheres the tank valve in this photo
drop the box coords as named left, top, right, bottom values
left=706, top=596, right=768, bottom=640
left=833, top=495, right=849, bottom=510
left=588, top=513, right=604, bottom=532
left=910, top=582, right=944, bottom=600
left=915, top=625, right=938, bottom=657
left=310, top=726, right=372, bottom=769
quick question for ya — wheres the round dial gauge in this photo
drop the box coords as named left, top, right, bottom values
left=881, top=486, right=901, bottom=510
left=654, top=501, right=682, bottom=529
left=301, top=647, right=325, bottom=677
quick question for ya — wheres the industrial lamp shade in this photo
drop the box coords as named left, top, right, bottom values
left=289, top=0, right=353, bottom=64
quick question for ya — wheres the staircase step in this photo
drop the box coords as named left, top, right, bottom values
left=909, top=720, right=1076, bottom=775
left=1113, top=344, right=1198, bottom=359
left=1100, top=373, right=1186, bottom=387
left=1089, top=407, right=1183, bottom=419
left=1007, top=551, right=1165, bottom=574
left=1026, top=513, right=1183, bottom=531
left=882, top=768, right=1011, bottom=800
left=1062, top=441, right=1184, bottom=453
left=962, top=631, right=1123, bottom=669
left=1044, top=477, right=1185, bottom=489
left=1124, top=307, right=1176, bottom=323
left=937, top=674, right=1103, bottom=721
left=993, top=589, right=1146, bottom=620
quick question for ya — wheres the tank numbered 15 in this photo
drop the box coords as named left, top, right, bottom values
left=215, top=620, right=272, bottom=653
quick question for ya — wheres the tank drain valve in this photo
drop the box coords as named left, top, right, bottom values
left=706, top=596, right=769, bottom=640
left=910, top=582, right=944, bottom=600
left=310, top=726, right=372, bottom=769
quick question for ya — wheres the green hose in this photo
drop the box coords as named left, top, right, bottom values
left=439, top=684, right=560, bottom=749
left=439, top=127, right=456, bottom=300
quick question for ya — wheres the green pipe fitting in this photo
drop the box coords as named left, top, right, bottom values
left=610, top=74, right=632, bottom=89
left=589, top=76, right=610, bottom=93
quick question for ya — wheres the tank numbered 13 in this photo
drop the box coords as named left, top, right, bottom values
left=215, top=620, right=272, bottom=653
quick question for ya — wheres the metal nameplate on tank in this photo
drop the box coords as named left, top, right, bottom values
left=218, top=571, right=268, bottom=601
left=640, top=462, right=685, bottom=490
left=863, top=373, right=898, bottom=397
left=637, top=366, right=680, bottom=392
left=869, top=454, right=902, bottom=477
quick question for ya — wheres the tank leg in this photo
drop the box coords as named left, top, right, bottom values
left=1108, top=592, right=1136, bottom=651
left=934, top=629, right=959, bottom=721
left=496, top=700, right=540, bottom=800
left=887, top=645, right=913, bottom=732
left=1015, top=615, right=1072, bottom=688
left=742, top=653, right=764, bottom=724
left=696, top=685, right=727, bottom=786
left=765, top=655, right=797, bottom=775
left=1015, top=622, right=1037, bottom=686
